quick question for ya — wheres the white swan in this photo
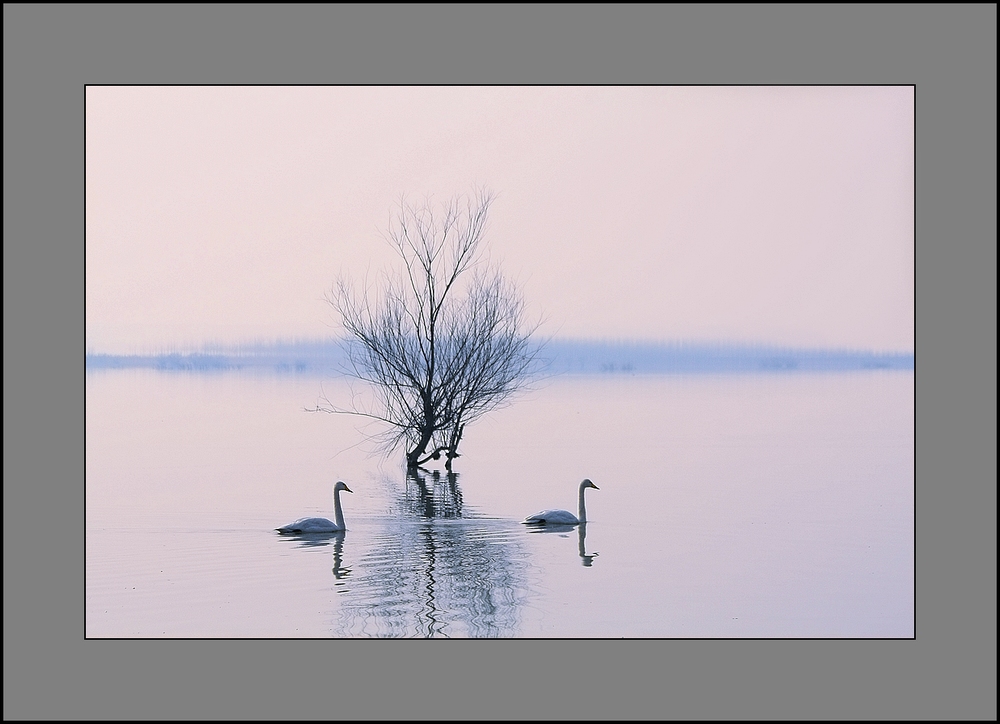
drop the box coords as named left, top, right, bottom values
left=277, top=481, right=353, bottom=533
left=522, top=479, right=599, bottom=525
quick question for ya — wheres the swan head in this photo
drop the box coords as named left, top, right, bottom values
left=335, top=481, right=353, bottom=494
left=581, top=478, right=599, bottom=491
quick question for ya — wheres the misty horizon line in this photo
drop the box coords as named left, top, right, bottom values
left=85, top=336, right=914, bottom=375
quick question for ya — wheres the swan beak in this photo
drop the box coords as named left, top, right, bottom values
left=344, top=485, right=353, bottom=493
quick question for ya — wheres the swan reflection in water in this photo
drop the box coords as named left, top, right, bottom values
left=525, top=521, right=599, bottom=567
left=277, top=529, right=352, bottom=581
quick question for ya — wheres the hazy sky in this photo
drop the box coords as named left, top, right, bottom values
left=86, top=86, right=913, bottom=354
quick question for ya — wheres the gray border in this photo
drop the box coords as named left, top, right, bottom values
left=5, top=3, right=996, bottom=720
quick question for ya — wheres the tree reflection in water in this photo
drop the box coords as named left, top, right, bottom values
left=403, top=468, right=464, bottom=519
left=332, top=469, right=530, bottom=638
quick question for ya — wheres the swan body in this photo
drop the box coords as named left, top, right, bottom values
left=523, top=479, right=599, bottom=525
left=277, top=481, right=352, bottom=533
left=277, top=517, right=342, bottom=533
left=523, top=509, right=581, bottom=525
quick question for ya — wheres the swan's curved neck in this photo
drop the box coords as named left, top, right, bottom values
left=578, top=483, right=589, bottom=523
left=333, top=489, right=346, bottom=529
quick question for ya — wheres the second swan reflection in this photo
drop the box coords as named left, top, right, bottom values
left=525, top=521, right=598, bottom=567
left=278, top=529, right=353, bottom=581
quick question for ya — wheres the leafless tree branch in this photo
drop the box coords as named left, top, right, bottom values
left=317, top=189, right=541, bottom=469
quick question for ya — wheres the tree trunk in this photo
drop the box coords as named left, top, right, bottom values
left=444, top=423, right=464, bottom=471
left=406, top=425, right=435, bottom=468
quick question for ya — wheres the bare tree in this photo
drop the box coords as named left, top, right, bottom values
left=320, top=190, right=540, bottom=470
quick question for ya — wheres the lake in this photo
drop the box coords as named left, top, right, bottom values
left=85, top=368, right=914, bottom=638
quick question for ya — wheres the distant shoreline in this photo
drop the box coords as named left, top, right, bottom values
left=85, top=339, right=914, bottom=376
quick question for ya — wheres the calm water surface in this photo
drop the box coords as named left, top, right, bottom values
left=86, top=370, right=914, bottom=638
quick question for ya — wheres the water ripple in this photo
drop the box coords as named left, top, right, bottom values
left=329, top=518, right=531, bottom=638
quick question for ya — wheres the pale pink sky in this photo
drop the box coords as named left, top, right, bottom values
left=86, top=86, right=914, bottom=354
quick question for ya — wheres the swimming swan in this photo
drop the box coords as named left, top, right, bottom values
left=277, top=481, right=353, bottom=533
left=523, top=479, right=599, bottom=525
